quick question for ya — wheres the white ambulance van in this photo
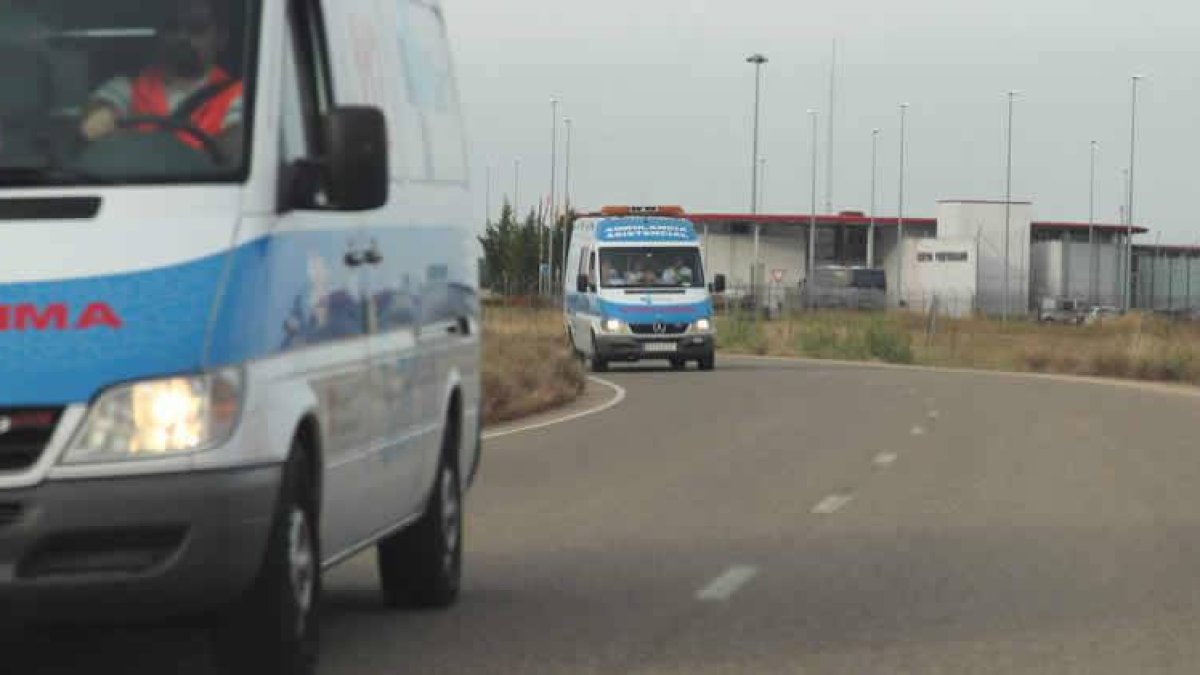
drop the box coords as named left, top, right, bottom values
left=565, top=206, right=724, bottom=372
left=0, top=1, right=479, bottom=672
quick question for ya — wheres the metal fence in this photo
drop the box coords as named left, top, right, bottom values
left=714, top=284, right=979, bottom=319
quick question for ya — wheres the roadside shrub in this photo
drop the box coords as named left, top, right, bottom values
left=865, top=318, right=914, bottom=364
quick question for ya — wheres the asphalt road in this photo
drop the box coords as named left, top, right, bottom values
left=13, top=356, right=1200, bottom=674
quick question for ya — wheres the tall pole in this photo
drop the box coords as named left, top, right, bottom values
left=808, top=109, right=819, bottom=287
left=897, top=102, right=909, bottom=308
left=747, top=54, right=768, bottom=273
left=485, top=164, right=493, bottom=225
left=1003, top=90, right=1018, bottom=322
left=757, top=157, right=767, bottom=211
left=1125, top=74, right=1145, bottom=311
left=546, top=97, right=559, bottom=296
left=868, top=128, right=879, bottom=267
left=561, top=116, right=573, bottom=284
left=825, top=40, right=837, bottom=214
left=1088, top=141, right=1098, bottom=304
left=513, top=157, right=521, bottom=221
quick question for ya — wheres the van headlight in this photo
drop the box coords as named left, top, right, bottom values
left=693, top=318, right=713, bottom=333
left=601, top=318, right=627, bottom=334
left=64, top=369, right=244, bottom=464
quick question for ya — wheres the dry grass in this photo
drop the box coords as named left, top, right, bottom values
left=718, top=310, right=1200, bottom=386
left=483, top=307, right=587, bottom=426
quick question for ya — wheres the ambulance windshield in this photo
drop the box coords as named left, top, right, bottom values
left=0, top=0, right=258, bottom=186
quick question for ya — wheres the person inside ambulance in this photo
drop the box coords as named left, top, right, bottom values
left=78, top=0, right=243, bottom=165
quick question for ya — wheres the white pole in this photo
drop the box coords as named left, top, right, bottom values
left=1088, top=141, right=1098, bottom=304
left=513, top=157, right=521, bottom=220
left=1125, top=74, right=1146, bottom=311
left=561, top=117, right=573, bottom=284
left=747, top=54, right=768, bottom=274
left=825, top=39, right=837, bottom=214
left=1003, top=91, right=1019, bottom=322
left=485, top=164, right=493, bottom=226
left=546, top=98, right=559, bottom=296
left=868, top=128, right=879, bottom=266
left=808, top=109, right=819, bottom=289
left=897, top=103, right=909, bottom=308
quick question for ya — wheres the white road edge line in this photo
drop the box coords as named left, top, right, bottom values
left=873, top=452, right=899, bottom=468
left=812, top=493, right=854, bottom=515
left=696, top=565, right=760, bottom=602
left=482, top=376, right=627, bottom=441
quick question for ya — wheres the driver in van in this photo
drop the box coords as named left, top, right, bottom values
left=79, top=0, right=243, bottom=160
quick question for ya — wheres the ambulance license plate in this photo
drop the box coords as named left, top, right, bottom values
left=643, top=342, right=677, bottom=353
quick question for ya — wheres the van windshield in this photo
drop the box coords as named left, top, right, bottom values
left=600, top=247, right=705, bottom=289
left=0, top=0, right=259, bottom=187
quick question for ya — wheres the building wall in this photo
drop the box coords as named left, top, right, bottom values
left=1134, top=252, right=1200, bottom=310
left=905, top=238, right=978, bottom=317
left=938, top=201, right=1032, bottom=315
left=1031, top=237, right=1125, bottom=307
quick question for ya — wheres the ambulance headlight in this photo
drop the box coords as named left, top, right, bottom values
left=694, top=318, right=713, bottom=332
left=64, top=369, right=244, bottom=463
left=601, top=318, right=626, bottom=334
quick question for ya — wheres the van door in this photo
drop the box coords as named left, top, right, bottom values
left=279, top=0, right=377, bottom=554
left=570, top=246, right=596, bottom=351
left=363, top=237, right=427, bottom=523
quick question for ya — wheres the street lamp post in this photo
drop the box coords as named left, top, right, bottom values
left=896, top=103, right=909, bottom=308
left=1124, top=74, right=1146, bottom=311
left=1003, top=90, right=1019, bottom=323
left=546, top=98, right=559, bottom=296
left=513, top=157, right=521, bottom=220
left=868, top=128, right=880, bottom=267
left=808, top=109, right=819, bottom=292
left=1088, top=141, right=1098, bottom=304
left=562, top=116, right=573, bottom=284
left=485, top=163, right=493, bottom=226
left=757, top=157, right=767, bottom=211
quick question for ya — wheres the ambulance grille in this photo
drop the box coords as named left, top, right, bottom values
left=0, top=408, right=62, bottom=472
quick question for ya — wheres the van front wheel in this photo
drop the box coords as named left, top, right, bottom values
left=212, top=446, right=320, bottom=675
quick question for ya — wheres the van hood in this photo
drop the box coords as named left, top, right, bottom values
left=0, top=189, right=240, bottom=406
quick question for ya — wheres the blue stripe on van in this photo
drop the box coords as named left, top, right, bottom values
left=0, top=227, right=474, bottom=406
left=595, top=298, right=711, bottom=324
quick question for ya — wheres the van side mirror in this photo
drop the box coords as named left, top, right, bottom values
left=713, top=274, right=727, bottom=294
left=576, top=274, right=590, bottom=294
left=324, top=106, right=389, bottom=211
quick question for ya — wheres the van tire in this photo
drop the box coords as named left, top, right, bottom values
left=670, top=357, right=686, bottom=370
left=377, top=420, right=463, bottom=609
left=699, top=353, right=716, bottom=371
left=211, top=445, right=320, bottom=675
left=589, top=333, right=609, bottom=372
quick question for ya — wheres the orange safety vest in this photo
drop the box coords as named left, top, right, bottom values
left=130, top=67, right=243, bottom=150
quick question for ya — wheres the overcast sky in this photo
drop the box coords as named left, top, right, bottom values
left=443, top=0, right=1199, bottom=244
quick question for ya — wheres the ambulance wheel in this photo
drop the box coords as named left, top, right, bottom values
left=699, top=353, right=716, bottom=371
left=590, top=334, right=609, bottom=372
left=670, top=357, right=687, bottom=370
left=377, top=410, right=463, bottom=609
left=212, top=444, right=320, bottom=675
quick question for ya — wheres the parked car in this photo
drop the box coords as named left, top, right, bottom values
left=1039, top=298, right=1088, bottom=324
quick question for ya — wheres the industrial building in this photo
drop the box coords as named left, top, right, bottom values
left=683, top=200, right=1186, bottom=317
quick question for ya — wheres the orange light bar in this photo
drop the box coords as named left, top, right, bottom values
left=600, top=205, right=686, bottom=217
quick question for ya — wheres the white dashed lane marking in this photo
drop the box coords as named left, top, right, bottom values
left=812, top=493, right=854, bottom=515
left=697, top=566, right=760, bottom=602
left=873, top=452, right=899, bottom=468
